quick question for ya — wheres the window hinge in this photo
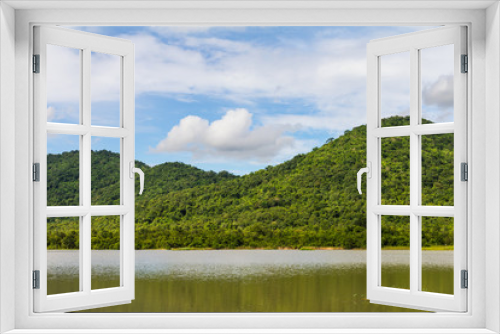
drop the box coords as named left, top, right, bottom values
left=461, top=270, right=468, bottom=289
left=33, top=163, right=40, bottom=182
left=461, top=162, right=468, bottom=181
left=33, top=270, right=40, bottom=289
left=461, top=54, right=468, bottom=73
left=33, top=54, right=40, bottom=73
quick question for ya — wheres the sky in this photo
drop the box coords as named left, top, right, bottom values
left=46, top=26, right=453, bottom=175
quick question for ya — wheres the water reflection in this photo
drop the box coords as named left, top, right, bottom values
left=46, top=250, right=453, bottom=313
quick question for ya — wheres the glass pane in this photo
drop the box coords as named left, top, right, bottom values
left=47, top=217, right=80, bottom=295
left=380, top=51, right=410, bottom=127
left=91, top=216, right=121, bottom=290
left=381, top=215, right=410, bottom=290
left=381, top=137, right=410, bottom=205
left=46, top=44, right=81, bottom=124
left=421, top=217, right=454, bottom=294
left=91, top=137, right=121, bottom=205
left=91, top=52, right=121, bottom=127
left=47, top=134, right=80, bottom=206
left=421, top=44, right=454, bottom=124
left=422, top=133, right=454, bottom=206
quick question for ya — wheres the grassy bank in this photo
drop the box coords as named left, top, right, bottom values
left=123, top=246, right=453, bottom=251
left=382, top=245, right=454, bottom=251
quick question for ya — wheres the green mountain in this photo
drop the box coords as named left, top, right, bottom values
left=47, top=116, right=454, bottom=250
left=47, top=151, right=237, bottom=206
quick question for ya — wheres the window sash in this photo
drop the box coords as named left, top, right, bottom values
left=32, top=25, right=136, bottom=313
left=366, top=26, right=468, bottom=312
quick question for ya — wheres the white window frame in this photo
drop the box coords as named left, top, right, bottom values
left=33, top=25, right=136, bottom=313
left=1, top=1, right=499, bottom=333
left=366, top=26, right=468, bottom=312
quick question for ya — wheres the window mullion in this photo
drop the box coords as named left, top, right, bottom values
left=77, top=47, right=85, bottom=294
left=409, top=47, right=420, bottom=294
left=82, top=47, right=92, bottom=294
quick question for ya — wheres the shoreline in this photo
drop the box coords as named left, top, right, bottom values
left=161, top=246, right=453, bottom=251
left=48, top=246, right=454, bottom=251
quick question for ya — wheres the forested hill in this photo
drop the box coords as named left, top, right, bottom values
left=47, top=116, right=454, bottom=250
left=47, top=151, right=238, bottom=206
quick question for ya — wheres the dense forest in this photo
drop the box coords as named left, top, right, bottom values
left=47, top=116, right=454, bottom=250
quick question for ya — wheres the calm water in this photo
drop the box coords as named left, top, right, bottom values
left=47, top=250, right=453, bottom=313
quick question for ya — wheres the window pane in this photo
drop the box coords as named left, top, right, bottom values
left=46, top=44, right=81, bottom=124
left=421, top=133, right=454, bottom=206
left=47, top=134, right=80, bottom=206
left=380, top=52, right=410, bottom=127
left=91, top=52, right=121, bottom=127
left=421, top=217, right=454, bottom=295
left=381, top=137, right=410, bottom=205
left=91, top=216, right=121, bottom=290
left=91, top=137, right=121, bottom=205
left=381, top=215, right=410, bottom=290
left=421, top=45, right=454, bottom=124
left=47, top=217, right=80, bottom=295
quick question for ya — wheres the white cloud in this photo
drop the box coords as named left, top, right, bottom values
left=419, top=44, right=454, bottom=122
left=46, top=45, right=81, bottom=103
left=46, top=43, right=120, bottom=103
left=422, top=74, right=453, bottom=109
left=110, top=32, right=371, bottom=113
left=90, top=52, right=121, bottom=102
left=46, top=105, right=79, bottom=123
left=421, top=75, right=454, bottom=123
left=262, top=107, right=365, bottom=133
left=54, top=26, right=451, bottom=133
left=156, top=115, right=209, bottom=151
left=152, top=109, right=296, bottom=162
left=379, top=51, right=411, bottom=118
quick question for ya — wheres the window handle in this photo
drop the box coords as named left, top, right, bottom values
left=130, top=161, right=145, bottom=195
left=357, top=162, right=371, bottom=195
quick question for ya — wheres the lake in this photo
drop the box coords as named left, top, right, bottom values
left=46, top=250, right=453, bottom=313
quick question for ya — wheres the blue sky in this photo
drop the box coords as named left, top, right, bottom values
left=47, top=26, right=450, bottom=175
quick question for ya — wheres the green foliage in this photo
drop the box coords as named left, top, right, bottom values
left=47, top=217, right=80, bottom=250
left=91, top=216, right=121, bottom=250
left=381, top=136, right=410, bottom=205
left=47, top=151, right=80, bottom=206
left=47, top=116, right=454, bottom=250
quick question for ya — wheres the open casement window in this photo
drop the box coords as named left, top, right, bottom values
left=33, top=26, right=138, bottom=312
left=364, top=26, right=467, bottom=312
